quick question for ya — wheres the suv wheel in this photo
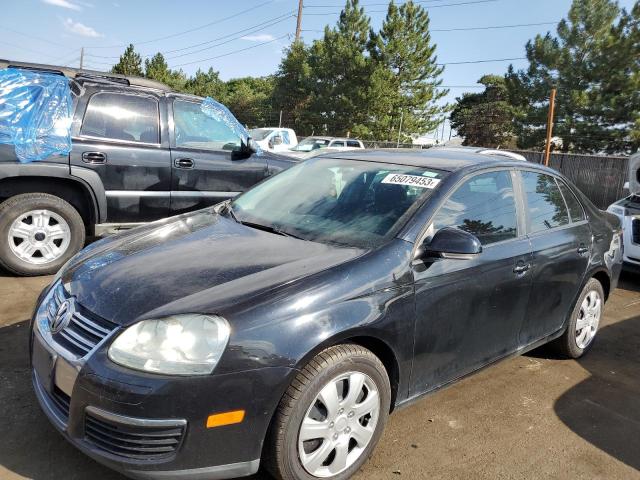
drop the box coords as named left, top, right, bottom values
left=266, top=344, right=391, bottom=480
left=0, top=193, right=86, bottom=276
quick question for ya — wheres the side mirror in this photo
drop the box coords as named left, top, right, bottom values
left=272, top=136, right=283, bottom=146
left=417, top=227, right=482, bottom=261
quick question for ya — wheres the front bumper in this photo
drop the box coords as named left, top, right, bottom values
left=30, top=289, right=293, bottom=480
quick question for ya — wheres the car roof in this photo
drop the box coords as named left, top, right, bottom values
left=0, top=59, right=172, bottom=92
left=320, top=148, right=548, bottom=173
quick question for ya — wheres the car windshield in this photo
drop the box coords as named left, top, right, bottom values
left=231, top=158, right=447, bottom=248
left=249, top=128, right=273, bottom=141
left=292, top=137, right=331, bottom=151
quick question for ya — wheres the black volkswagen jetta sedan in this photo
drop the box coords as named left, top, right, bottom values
left=30, top=149, right=623, bottom=480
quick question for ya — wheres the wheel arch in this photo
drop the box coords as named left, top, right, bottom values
left=591, top=269, right=611, bottom=301
left=0, top=165, right=106, bottom=226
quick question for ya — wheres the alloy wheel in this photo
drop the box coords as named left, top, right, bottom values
left=298, top=371, right=380, bottom=478
left=8, top=209, right=71, bottom=265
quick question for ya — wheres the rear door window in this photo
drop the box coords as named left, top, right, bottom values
left=557, top=180, right=585, bottom=222
left=521, top=171, right=570, bottom=233
left=331, top=141, right=345, bottom=148
left=81, top=92, right=159, bottom=144
left=432, top=170, right=518, bottom=245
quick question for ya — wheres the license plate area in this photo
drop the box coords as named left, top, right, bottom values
left=55, top=357, right=78, bottom=397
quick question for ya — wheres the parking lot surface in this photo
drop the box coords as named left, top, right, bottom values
left=1, top=271, right=639, bottom=480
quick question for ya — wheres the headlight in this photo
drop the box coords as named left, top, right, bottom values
left=108, top=314, right=230, bottom=375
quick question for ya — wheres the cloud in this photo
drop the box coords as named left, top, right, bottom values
left=62, top=18, right=103, bottom=37
left=241, top=34, right=275, bottom=42
left=42, top=0, right=82, bottom=10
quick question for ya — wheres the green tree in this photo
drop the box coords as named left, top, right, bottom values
left=307, top=0, right=374, bottom=136
left=369, top=0, right=448, bottom=141
left=511, top=0, right=639, bottom=154
left=111, top=44, right=143, bottom=76
left=224, top=76, right=276, bottom=127
left=144, top=52, right=186, bottom=91
left=183, top=68, right=227, bottom=100
left=272, top=41, right=313, bottom=134
left=450, top=75, right=520, bottom=148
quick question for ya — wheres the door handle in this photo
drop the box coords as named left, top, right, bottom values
left=174, top=158, right=195, bottom=169
left=513, top=263, right=531, bottom=274
left=81, top=151, right=107, bottom=164
left=577, top=245, right=589, bottom=255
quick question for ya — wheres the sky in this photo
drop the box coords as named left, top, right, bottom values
left=1, top=0, right=637, bottom=137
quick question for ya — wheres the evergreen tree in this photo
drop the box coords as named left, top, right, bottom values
left=450, top=75, right=520, bottom=148
left=307, top=0, right=373, bottom=136
left=224, top=76, right=276, bottom=127
left=272, top=41, right=313, bottom=134
left=369, top=0, right=448, bottom=141
left=183, top=68, right=227, bottom=100
left=111, top=44, right=143, bottom=76
left=511, top=0, right=638, bottom=154
left=144, top=52, right=186, bottom=91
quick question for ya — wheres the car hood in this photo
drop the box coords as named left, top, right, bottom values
left=62, top=210, right=363, bottom=325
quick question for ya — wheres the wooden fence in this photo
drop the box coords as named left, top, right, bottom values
left=512, top=150, right=629, bottom=209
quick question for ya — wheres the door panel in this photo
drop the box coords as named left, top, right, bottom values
left=411, top=169, right=532, bottom=396
left=71, top=91, right=171, bottom=223
left=412, top=239, right=533, bottom=395
left=169, top=98, right=267, bottom=214
left=517, top=171, right=592, bottom=344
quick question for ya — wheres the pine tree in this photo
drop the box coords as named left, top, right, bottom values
left=183, top=68, right=227, bottom=100
left=272, top=41, right=313, bottom=134
left=511, top=0, right=638, bottom=154
left=307, top=0, right=373, bottom=136
left=369, top=0, right=448, bottom=141
left=450, top=75, right=519, bottom=148
left=144, top=52, right=186, bottom=91
left=111, top=44, right=143, bottom=77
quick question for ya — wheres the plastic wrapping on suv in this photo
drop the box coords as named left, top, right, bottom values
left=0, top=68, right=73, bottom=163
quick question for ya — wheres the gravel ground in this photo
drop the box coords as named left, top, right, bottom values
left=0, top=270, right=638, bottom=480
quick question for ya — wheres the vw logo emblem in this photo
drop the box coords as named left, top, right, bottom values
left=50, top=299, right=74, bottom=334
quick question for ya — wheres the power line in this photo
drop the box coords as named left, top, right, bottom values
left=170, top=34, right=289, bottom=68
left=438, top=57, right=526, bottom=65
left=0, top=24, right=71, bottom=50
left=84, top=0, right=278, bottom=49
left=304, top=0, right=499, bottom=14
left=302, top=21, right=557, bottom=34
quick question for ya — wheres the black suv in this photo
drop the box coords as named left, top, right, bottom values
left=0, top=60, right=295, bottom=276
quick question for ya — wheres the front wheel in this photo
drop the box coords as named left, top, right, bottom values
left=0, top=193, right=86, bottom=276
left=555, top=278, right=605, bottom=358
left=266, top=344, right=391, bottom=480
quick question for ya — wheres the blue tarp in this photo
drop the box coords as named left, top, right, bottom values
left=200, top=96, right=262, bottom=155
left=0, top=68, right=73, bottom=163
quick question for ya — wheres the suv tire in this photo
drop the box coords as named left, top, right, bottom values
left=0, top=193, right=85, bottom=276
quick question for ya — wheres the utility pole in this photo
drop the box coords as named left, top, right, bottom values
left=79, top=47, right=84, bottom=69
left=396, top=110, right=404, bottom=148
left=544, top=88, right=557, bottom=167
left=295, top=0, right=303, bottom=42
left=278, top=110, right=283, bottom=128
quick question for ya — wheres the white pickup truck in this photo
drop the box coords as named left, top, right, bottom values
left=249, top=127, right=298, bottom=152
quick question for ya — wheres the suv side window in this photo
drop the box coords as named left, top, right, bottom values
left=173, top=99, right=241, bottom=150
left=81, top=92, right=159, bottom=143
left=331, top=141, right=345, bottom=148
left=557, top=180, right=585, bottom=222
left=521, top=171, right=569, bottom=233
left=432, top=170, right=518, bottom=245
left=281, top=130, right=290, bottom=145
left=347, top=140, right=361, bottom=148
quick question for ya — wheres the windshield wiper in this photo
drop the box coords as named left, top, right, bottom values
left=239, top=220, right=305, bottom=240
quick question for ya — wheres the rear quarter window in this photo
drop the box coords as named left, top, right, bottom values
left=521, top=171, right=570, bottom=233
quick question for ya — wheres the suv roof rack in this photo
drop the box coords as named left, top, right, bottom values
left=0, top=59, right=172, bottom=92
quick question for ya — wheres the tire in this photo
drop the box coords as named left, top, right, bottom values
left=266, top=344, right=391, bottom=480
left=555, top=278, right=605, bottom=359
left=0, top=193, right=86, bottom=276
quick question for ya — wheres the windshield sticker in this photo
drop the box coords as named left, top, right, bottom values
left=422, top=171, right=439, bottom=178
left=382, top=173, right=441, bottom=189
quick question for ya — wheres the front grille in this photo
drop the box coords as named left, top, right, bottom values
left=632, top=218, right=640, bottom=244
left=50, top=385, right=71, bottom=421
left=46, top=285, right=117, bottom=358
left=84, top=409, right=186, bottom=460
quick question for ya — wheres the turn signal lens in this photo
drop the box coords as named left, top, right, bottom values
left=206, top=410, right=245, bottom=428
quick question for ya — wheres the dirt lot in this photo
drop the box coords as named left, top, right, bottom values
left=1, top=270, right=639, bottom=480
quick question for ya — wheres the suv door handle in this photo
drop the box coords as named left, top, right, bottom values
left=577, top=245, right=589, bottom=255
left=81, top=151, right=107, bottom=164
left=174, top=158, right=195, bottom=169
left=513, top=263, right=531, bottom=274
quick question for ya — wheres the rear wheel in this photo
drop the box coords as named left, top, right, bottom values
left=0, top=193, right=85, bottom=276
left=555, top=278, right=604, bottom=358
left=266, top=344, right=391, bottom=480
